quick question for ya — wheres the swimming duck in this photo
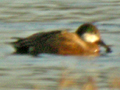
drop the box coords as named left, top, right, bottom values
left=10, top=23, right=111, bottom=56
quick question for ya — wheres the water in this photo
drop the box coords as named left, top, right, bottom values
left=0, top=0, right=120, bottom=90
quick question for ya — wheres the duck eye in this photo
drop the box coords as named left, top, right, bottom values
left=94, top=31, right=97, bottom=34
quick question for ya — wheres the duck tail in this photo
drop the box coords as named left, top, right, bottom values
left=6, top=37, right=23, bottom=46
left=6, top=37, right=29, bottom=54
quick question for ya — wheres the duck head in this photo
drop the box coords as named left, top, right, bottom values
left=76, top=23, right=112, bottom=53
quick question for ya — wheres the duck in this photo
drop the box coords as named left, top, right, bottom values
left=10, top=23, right=111, bottom=56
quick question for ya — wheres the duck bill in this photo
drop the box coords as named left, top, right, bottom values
left=98, top=40, right=112, bottom=53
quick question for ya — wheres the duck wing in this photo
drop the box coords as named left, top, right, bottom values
left=11, top=30, right=62, bottom=54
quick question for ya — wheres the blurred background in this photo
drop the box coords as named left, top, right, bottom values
left=0, top=0, right=120, bottom=90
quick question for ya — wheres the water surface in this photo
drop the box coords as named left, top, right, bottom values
left=0, top=0, right=120, bottom=90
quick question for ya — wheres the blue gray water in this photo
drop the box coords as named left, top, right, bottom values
left=0, top=0, right=120, bottom=90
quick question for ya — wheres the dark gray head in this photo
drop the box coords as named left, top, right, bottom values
left=76, top=23, right=100, bottom=43
left=76, top=23, right=112, bottom=53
